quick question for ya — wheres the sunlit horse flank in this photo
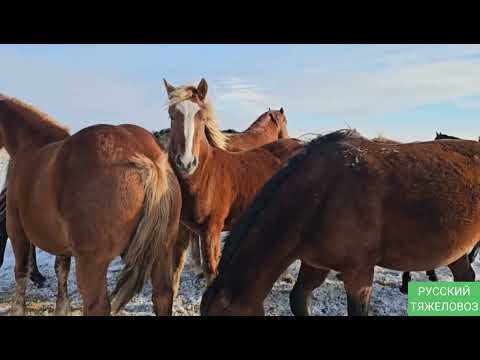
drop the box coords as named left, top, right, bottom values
left=396, top=131, right=480, bottom=293
left=0, top=94, right=182, bottom=316
left=164, top=78, right=303, bottom=284
left=153, top=106, right=291, bottom=278
left=201, top=129, right=480, bottom=316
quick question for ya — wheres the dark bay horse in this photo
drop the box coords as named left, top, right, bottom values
left=0, top=94, right=182, bottom=315
left=201, top=130, right=480, bottom=316
left=164, top=79, right=303, bottom=283
left=153, top=106, right=291, bottom=277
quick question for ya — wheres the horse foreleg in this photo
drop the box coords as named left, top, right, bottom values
left=54, top=256, right=71, bottom=316
left=399, top=272, right=411, bottom=294
left=426, top=269, right=438, bottom=282
left=201, top=222, right=223, bottom=285
left=290, top=263, right=329, bottom=316
left=189, top=231, right=203, bottom=278
left=342, top=267, right=374, bottom=316
left=469, top=243, right=480, bottom=264
left=449, top=255, right=476, bottom=282
left=172, top=226, right=191, bottom=299
left=29, top=245, right=46, bottom=288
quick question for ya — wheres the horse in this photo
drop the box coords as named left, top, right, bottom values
left=0, top=161, right=47, bottom=288
left=163, top=78, right=303, bottom=283
left=153, top=107, right=289, bottom=151
left=153, top=106, right=290, bottom=277
left=201, top=129, right=480, bottom=316
left=0, top=94, right=182, bottom=315
left=397, top=131, right=480, bottom=293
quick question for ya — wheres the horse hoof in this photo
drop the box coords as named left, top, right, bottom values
left=9, top=305, right=25, bottom=316
left=55, top=302, right=71, bottom=316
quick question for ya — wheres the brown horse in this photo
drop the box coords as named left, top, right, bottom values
left=163, top=78, right=303, bottom=283
left=153, top=107, right=290, bottom=277
left=153, top=108, right=289, bottom=151
left=397, top=131, right=480, bottom=293
left=0, top=161, right=47, bottom=288
left=201, top=129, right=480, bottom=316
left=0, top=94, right=182, bottom=315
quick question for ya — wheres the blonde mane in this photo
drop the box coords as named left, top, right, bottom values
left=0, top=94, right=69, bottom=134
left=166, top=86, right=229, bottom=150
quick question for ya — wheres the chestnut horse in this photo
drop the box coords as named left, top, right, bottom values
left=153, top=108, right=289, bottom=151
left=0, top=94, right=181, bottom=315
left=164, top=79, right=303, bottom=283
left=201, top=129, right=480, bottom=316
left=153, top=107, right=290, bottom=276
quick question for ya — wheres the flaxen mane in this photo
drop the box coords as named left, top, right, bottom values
left=0, top=95, right=69, bottom=137
left=218, top=129, right=361, bottom=274
left=166, top=86, right=229, bottom=150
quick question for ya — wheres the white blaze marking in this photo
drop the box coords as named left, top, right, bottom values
left=176, top=100, right=200, bottom=168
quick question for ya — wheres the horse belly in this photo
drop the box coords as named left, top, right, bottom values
left=379, top=223, right=480, bottom=271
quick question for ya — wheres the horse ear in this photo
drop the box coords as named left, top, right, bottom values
left=197, top=78, right=208, bottom=100
left=280, top=107, right=284, bottom=114
left=163, top=79, right=175, bottom=95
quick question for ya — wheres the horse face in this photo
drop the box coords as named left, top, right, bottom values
left=200, top=284, right=264, bottom=316
left=165, top=79, right=209, bottom=177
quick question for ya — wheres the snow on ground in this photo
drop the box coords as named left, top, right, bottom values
left=1, top=237, right=478, bottom=316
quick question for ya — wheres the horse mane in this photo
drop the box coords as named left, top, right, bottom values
left=218, top=129, right=362, bottom=274
left=165, top=85, right=229, bottom=150
left=244, top=110, right=274, bottom=131
left=223, top=129, right=239, bottom=134
left=203, top=102, right=229, bottom=150
left=0, top=94, right=69, bottom=136
left=371, top=136, right=401, bottom=144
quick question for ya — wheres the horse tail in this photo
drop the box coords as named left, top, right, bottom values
left=110, top=153, right=176, bottom=314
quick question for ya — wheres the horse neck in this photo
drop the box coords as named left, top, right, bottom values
left=0, top=104, right=67, bottom=158
left=239, top=115, right=279, bottom=142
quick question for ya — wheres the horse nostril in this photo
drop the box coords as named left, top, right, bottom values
left=175, top=154, right=183, bottom=168
left=192, top=156, right=198, bottom=168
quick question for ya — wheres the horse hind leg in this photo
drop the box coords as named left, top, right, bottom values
left=342, top=267, right=374, bottom=316
left=9, top=231, right=31, bottom=316
left=29, top=245, right=47, bottom=288
left=449, top=255, right=476, bottom=282
left=75, top=256, right=111, bottom=316
left=290, top=263, right=329, bottom=316
left=55, top=256, right=72, bottom=316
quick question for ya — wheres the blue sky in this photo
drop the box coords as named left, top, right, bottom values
left=2, top=44, right=480, bottom=142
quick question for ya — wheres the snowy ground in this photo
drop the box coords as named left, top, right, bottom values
left=1, top=238, right=478, bottom=316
